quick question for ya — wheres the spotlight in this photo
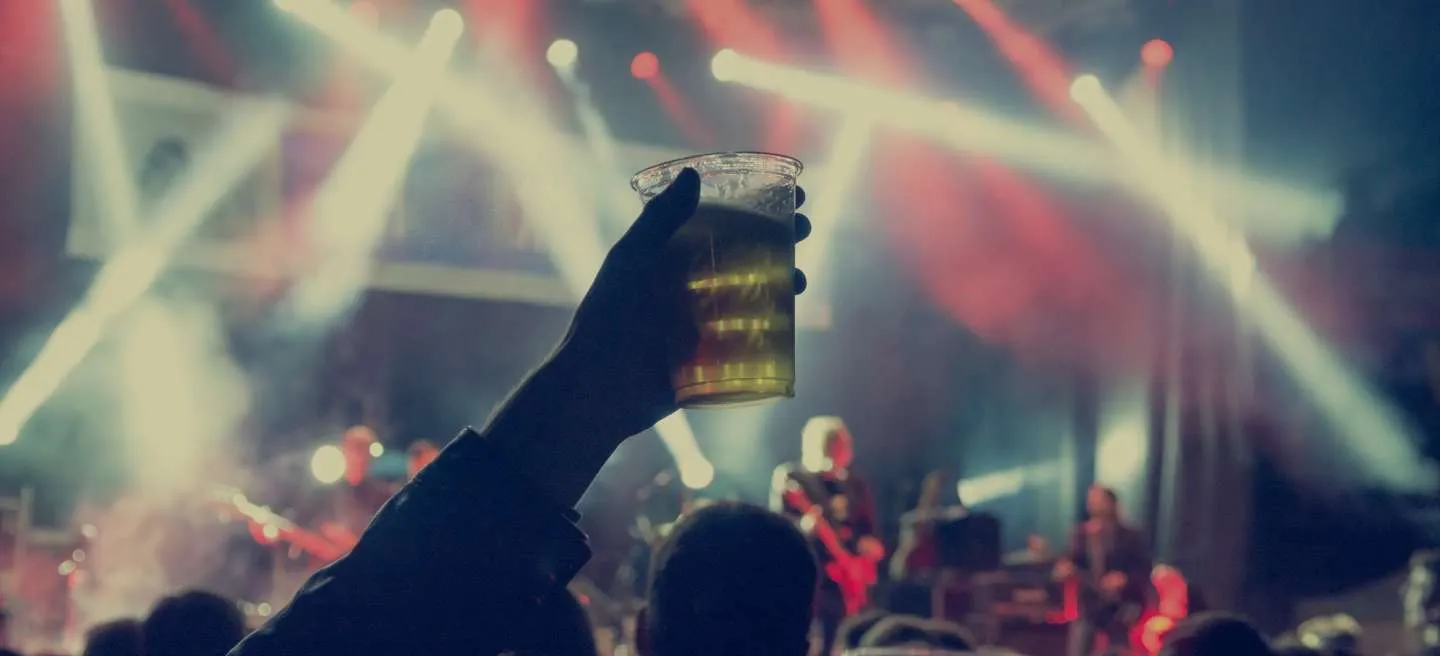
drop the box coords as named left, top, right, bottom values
left=310, top=445, right=345, bottom=484
left=430, top=8, right=464, bottom=38
left=680, top=461, right=715, bottom=490
left=631, top=51, right=660, bottom=80
left=710, top=48, right=739, bottom=82
left=1142, top=39, right=1174, bottom=68
left=369, top=442, right=385, bottom=458
left=1069, top=74, right=1102, bottom=103
left=350, top=0, right=378, bottom=25
left=547, top=39, right=578, bottom=69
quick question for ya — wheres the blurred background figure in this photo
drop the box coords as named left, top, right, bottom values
left=1405, top=550, right=1440, bottom=656
left=1294, top=614, right=1362, bottom=656
left=81, top=618, right=143, bottom=656
left=1159, top=612, right=1273, bottom=656
left=141, top=590, right=246, bottom=656
left=309, top=425, right=390, bottom=553
left=406, top=439, right=439, bottom=481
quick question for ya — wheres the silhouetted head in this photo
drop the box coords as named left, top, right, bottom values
left=1160, top=612, right=1273, bottom=656
left=142, top=590, right=246, bottom=656
left=643, top=502, right=817, bottom=656
left=83, top=617, right=144, bottom=656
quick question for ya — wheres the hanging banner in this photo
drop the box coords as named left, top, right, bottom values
left=69, top=67, right=832, bottom=326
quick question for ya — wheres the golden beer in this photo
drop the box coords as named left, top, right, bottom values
left=633, top=153, right=803, bottom=409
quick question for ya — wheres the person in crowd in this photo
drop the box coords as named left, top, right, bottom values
left=1270, top=641, right=1323, bottom=656
left=82, top=618, right=144, bottom=656
left=1159, top=612, right=1273, bottom=656
left=891, top=468, right=964, bottom=581
left=228, top=168, right=813, bottom=655
left=858, top=615, right=975, bottom=651
left=835, top=610, right=889, bottom=655
left=771, top=416, right=884, bottom=654
left=144, top=590, right=246, bottom=656
left=639, top=502, right=818, bottom=656
left=505, top=589, right=597, bottom=656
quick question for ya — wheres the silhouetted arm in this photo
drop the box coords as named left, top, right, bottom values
left=229, top=363, right=596, bottom=656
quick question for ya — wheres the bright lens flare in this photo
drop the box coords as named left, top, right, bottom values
left=711, top=48, right=740, bottom=82
left=681, top=461, right=715, bottom=490
left=1069, top=74, right=1102, bottom=103
left=631, top=52, right=660, bottom=80
left=429, top=8, right=463, bottom=37
left=310, top=445, right=346, bottom=484
left=547, top=39, right=578, bottom=69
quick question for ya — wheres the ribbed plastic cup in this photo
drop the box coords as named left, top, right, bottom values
left=631, top=152, right=804, bottom=409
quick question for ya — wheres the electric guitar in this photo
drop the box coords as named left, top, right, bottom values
left=210, top=487, right=349, bottom=563
left=782, top=485, right=878, bottom=616
left=1062, top=566, right=1145, bottom=634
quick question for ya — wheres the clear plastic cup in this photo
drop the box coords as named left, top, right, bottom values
left=631, top=152, right=804, bottom=409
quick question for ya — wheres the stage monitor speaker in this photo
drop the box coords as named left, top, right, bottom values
left=936, top=512, right=1002, bottom=572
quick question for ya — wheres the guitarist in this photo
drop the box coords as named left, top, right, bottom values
left=303, top=426, right=393, bottom=557
left=1054, top=485, right=1153, bottom=656
left=771, top=416, right=884, bottom=654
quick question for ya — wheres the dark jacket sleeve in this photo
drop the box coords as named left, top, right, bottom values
left=228, top=428, right=592, bottom=656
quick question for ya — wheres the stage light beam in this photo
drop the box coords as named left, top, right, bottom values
left=547, top=38, right=578, bottom=70
left=61, top=0, right=139, bottom=241
left=1071, top=76, right=1434, bottom=491
left=711, top=48, right=739, bottom=82
left=0, top=103, right=287, bottom=446
left=1070, top=74, right=1102, bottom=103
left=1142, top=39, right=1174, bottom=69
left=631, top=51, right=659, bottom=80
left=712, top=51, right=1339, bottom=237
left=286, top=9, right=461, bottom=324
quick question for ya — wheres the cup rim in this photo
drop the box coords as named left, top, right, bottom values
left=630, top=151, right=804, bottom=195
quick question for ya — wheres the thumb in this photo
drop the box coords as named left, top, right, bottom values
left=619, top=168, right=701, bottom=253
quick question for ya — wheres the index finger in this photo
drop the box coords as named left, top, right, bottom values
left=616, top=168, right=701, bottom=253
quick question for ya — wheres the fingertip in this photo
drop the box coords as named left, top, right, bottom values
left=674, top=167, right=700, bottom=195
left=796, top=186, right=807, bottom=209
left=794, top=213, right=812, bottom=243
left=793, top=269, right=808, bottom=295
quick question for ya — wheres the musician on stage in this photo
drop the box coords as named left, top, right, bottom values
left=1054, top=485, right=1153, bottom=656
left=311, top=426, right=393, bottom=556
left=771, top=416, right=884, bottom=654
left=890, top=469, right=968, bottom=581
